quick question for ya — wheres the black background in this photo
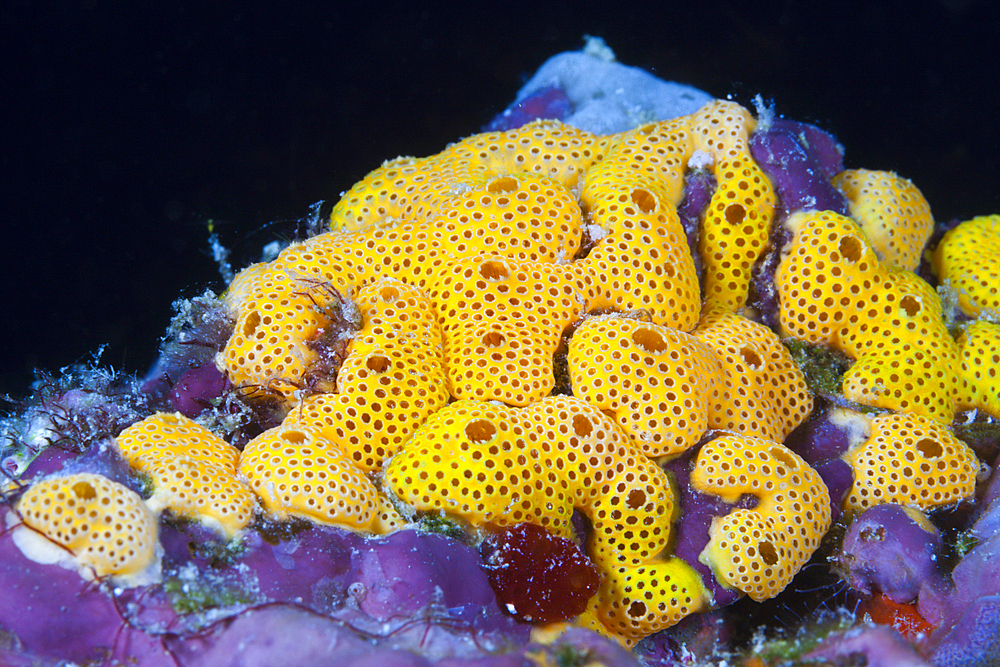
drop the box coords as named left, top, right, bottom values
left=3, top=0, right=998, bottom=398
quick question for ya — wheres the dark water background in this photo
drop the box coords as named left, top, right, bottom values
left=2, top=0, right=998, bottom=398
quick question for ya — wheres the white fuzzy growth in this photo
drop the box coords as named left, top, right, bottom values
left=585, top=223, right=608, bottom=242
left=687, top=150, right=714, bottom=171
left=753, top=93, right=775, bottom=133
left=208, top=233, right=235, bottom=285
left=828, top=407, right=874, bottom=450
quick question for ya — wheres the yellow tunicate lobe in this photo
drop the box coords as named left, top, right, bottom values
left=691, top=435, right=831, bottom=601
left=116, top=412, right=254, bottom=537
left=384, top=396, right=709, bottom=644
left=775, top=210, right=959, bottom=423
left=15, top=473, right=159, bottom=581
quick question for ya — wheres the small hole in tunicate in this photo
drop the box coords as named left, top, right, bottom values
left=366, top=355, right=391, bottom=373
left=724, top=203, right=746, bottom=224
left=482, top=331, right=506, bottom=347
left=626, top=489, right=646, bottom=509
left=243, top=311, right=261, bottom=337
left=759, top=540, right=779, bottom=565
left=769, top=447, right=798, bottom=470
left=839, top=236, right=864, bottom=263
left=282, top=430, right=307, bottom=445
left=479, top=260, right=510, bottom=280
left=487, top=176, right=518, bottom=194
left=72, top=481, right=96, bottom=500
left=915, top=437, right=943, bottom=459
left=632, top=327, right=667, bottom=353
left=628, top=600, right=648, bottom=618
left=465, top=419, right=497, bottom=443
left=900, top=295, right=921, bottom=317
left=630, top=187, right=657, bottom=214
left=740, top=346, right=763, bottom=369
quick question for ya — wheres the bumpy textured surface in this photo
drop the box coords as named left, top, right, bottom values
left=117, top=412, right=254, bottom=536
left=282, top=280, right=448, bottom=471
left=568, top=315, right=718, bottom=457
left=15, top=473, right=158, bottom=579
left=932, top=214, right=1000, bottom=317
left=690, top=101, right=774, bottom=310
left=691, top=434, right=831, bottom=601
left=695, top=306, right=813, bottom=442
left=955, top=320, right=1000, bottom=418
left=12, top=91, right=1000, bottom=664
left=842, top=412, right=980, bottom=513
left=775, top=209, right=959, bottom=422
left=833, top=169, right=934, bottom=271
left=384, top=396, right=709, bottom=643
left=240, top=424, right=402, bottom=532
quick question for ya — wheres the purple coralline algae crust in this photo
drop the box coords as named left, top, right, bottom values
left=749, top=123, right=848, bottom=217
left=803, top=625, right=932, bottom=667
left=162, top=604, right=379, bottom=667
left=677, top=169, right=715, bottom=286
left=927, top=595, right=1000, bottom=667
left=0, top=515, right=176, bottom=666
left=663, top=453, right=746, bottom=608
left=171, top=363, right=228, bottom=418
left=920, top=494, right=1000, bottom=664
left=783, top=411, right=855, bottom=523
left=785, top=411, right=853, bottom=464
left=770, top=118, right=845, bottom=179
left=837, top=504, right=943, bottom=604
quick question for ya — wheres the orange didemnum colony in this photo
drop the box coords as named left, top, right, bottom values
left=117, top=412, right=255, bottom=538
left=14, top=473, right=159, bottom=582
left=42, top=97, right=983, bottom=645
left=691, top=435, right=831, bottom=601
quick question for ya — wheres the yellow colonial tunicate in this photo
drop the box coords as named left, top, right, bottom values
left=695, top=307, right=813, bottom=442
left=117, top=412, right=241, bottom=470
left=691, top=100, right=774, bottom=311
left=239, top=424, right=402, bottom=533
left=579, top=165, right=701, bottom=330
left=955, top=320, right=1000, bottom=418
left=441, top=119, right=606, bottom=190
left=932, top=214, right=1000, bottom=318
left=833, top=169, right=934, bottom=271
left=427, top=257, right=597, bottom=405
left=116, top=412, right=254, bottom=537
left=842, top=412, right=980, bottom=514
left=568, top=316, right=718, bottom=458
left=221, top=267, right=349, bottom=406
left=330, top=154, right=460, bottom=233
left=691, top=434, right=831, bottom=601
left=329, top=120, right=606, bottom=234
left=594, top=117, right=694, bottom=206
left=384, top=396, right=709, bottom=644
left=318, top=171, right=586, bottom=294
left=15, top=473, right=159, bottom=582
left=283, top=279, right=447, bottom=472
left=775, top=209, right=959, bottom=422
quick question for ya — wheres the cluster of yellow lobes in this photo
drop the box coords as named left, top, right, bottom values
left=50, top=98, right=989, bottom=644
